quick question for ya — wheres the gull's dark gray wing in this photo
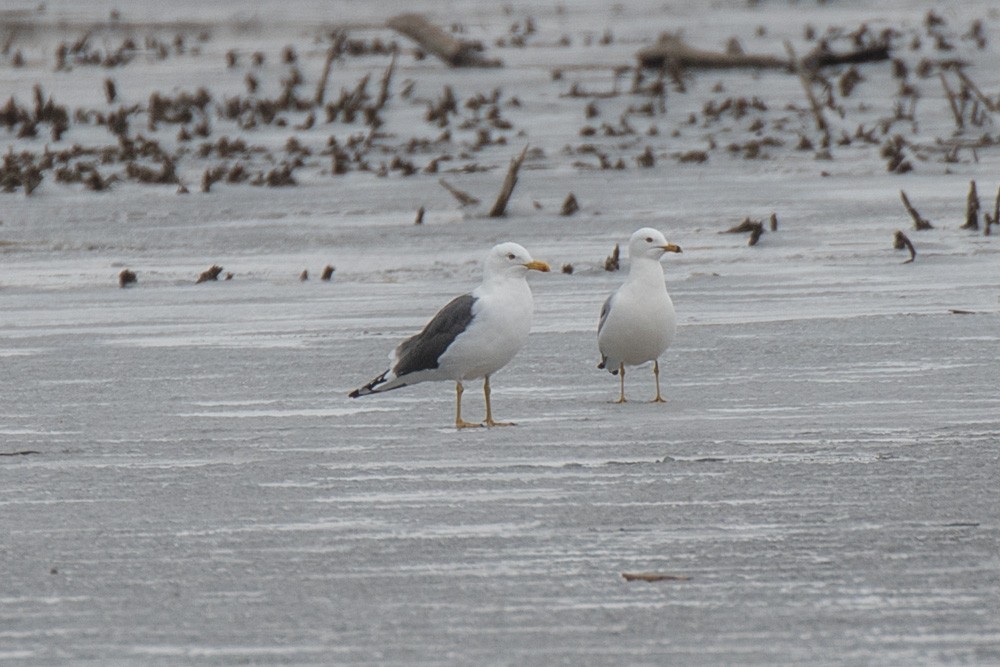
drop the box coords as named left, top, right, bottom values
left=596, top=291, right=617, bottom=371
left=393, top=293, right=476, bottom=377
left=597, top=291, right=615, bottom=335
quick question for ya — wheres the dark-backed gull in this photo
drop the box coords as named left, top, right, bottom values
left=350, top=242, right=550, bottom=427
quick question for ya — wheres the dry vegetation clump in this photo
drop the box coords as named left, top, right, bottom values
left=0, top=8, right=998, bottom=205
left=0, top=149, right=44, bottom=194
left=118, top=269, right=137, bottom=287
left=604, top=243, right=620, bottom=271
left=196, top=265, right=224, bottom=283
left=560, top=192, right=579, bottom=216
left=722, top=216, right=774, bottom=246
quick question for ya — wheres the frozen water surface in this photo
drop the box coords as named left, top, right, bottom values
left=1, top=0, right=999, bottom=664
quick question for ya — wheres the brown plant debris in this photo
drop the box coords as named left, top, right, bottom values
left=838, top=66, right=864, bottom=97
left=414, top=206, right=425, bottom=225
left=488, top=144, right=529, bottom=217
left=637, top=34, right=786, bottom=70
left=125, top=158, right=177, bottom=184
left=985, top=185, right=1000, bottom=236
left=560, top=192, right=579, bottom=216
left=784, top=41, right=829, bottom=145
left=561, top=263, right=574, bottom=274
left=677, top=150, right=709, bottom=163
left=314, top=37, right=343, bottom=106
left=388, top=14, right=501, bottom=68
left=723, top=217, right=760, bottom=234
left=950, top=67, right=997, bottom=113
left=1, top=150, right=44, bottom=195
left=723, top=216, right=766, bottom=246
left=196, top=265, right=224, bottom=283
left=438, top=178, right=479, bottom=206
left=893, top=230, right=917, bottom=263
left=104, top=78, right=117, bottom=104
left=201, top=165, right=225, bottom=192
left=425, top=86, right=458, bottom=127
left=604, top=243, right=620, bottom=271
left=899, top=190, right=933, bottom=230
left=320, top=265, right=335, bottom=281
left=962, top=180, right=980, bottom=230
left=253, top=164, right=297, bottom=187
left=939, top=72, right=964, bottom=129
left=300, top=269, right=309, bottom=281
left=800, top=42, right=891, bottom=70
left=636, top=146, right=655, bottom=167
left=118, top=269, right=137, bottom=288
left=881, top=136, right=913, bottom=174
left=376, top=51, right=398, bottom=110
left=621, top=572, right=691, bottom=582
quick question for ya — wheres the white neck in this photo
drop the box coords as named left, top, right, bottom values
left=626, top=256, right=665, bottom=284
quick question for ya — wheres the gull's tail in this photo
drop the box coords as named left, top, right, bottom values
left=597, top=354, right=620, bottom=375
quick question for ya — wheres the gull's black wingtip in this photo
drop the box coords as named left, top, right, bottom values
left=350, top=370, right=389, bottom=398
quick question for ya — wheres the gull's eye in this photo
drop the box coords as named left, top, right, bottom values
left=645, top=237, right=654, bottom=243
left=507, top=253, right=516, bottom=260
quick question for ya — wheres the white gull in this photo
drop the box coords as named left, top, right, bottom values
left=598, top=227, right=682, bottom=403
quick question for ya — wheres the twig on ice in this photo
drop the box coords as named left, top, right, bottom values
left=723, top=217, right=762, bottom=234
left=621, top=572, right=691, bottom=582
left=938, top=72, right=964, bottom=130
left=387, top=14, right=500, bottom=67
left=314, top=35, right=345, bottom=107
left=950, top=67, right=997, bottom=113
left=637, top=34, right=786, bottom=70
left=438, top=178, right=480, bottom=207
left=962, top=180, right=980, bottom=230
left=801, top=43, right=891, bottom=70
left=985, top=185, right=1000, bottom=236
left=375, top=51, right=398, bottom=110
left=488, top=145, right=529, bottom=218
left=893, top=230, right=917, bottom=263
left=723, top=216, right=765, bottom=245
left=784, top=41, right=830, bottom=146
left=636, top=33, right=889, bottom=72
left=899, top=190, right=934, bottom=230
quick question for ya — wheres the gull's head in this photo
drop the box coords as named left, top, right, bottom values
left=485, top=242, right=551, bottom=278
left=629, top=227, right=682, bottom=260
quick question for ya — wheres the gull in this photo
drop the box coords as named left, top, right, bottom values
left=598, top=227, right=682, bottom=403
left=350, top=242, right=550, bottom=428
